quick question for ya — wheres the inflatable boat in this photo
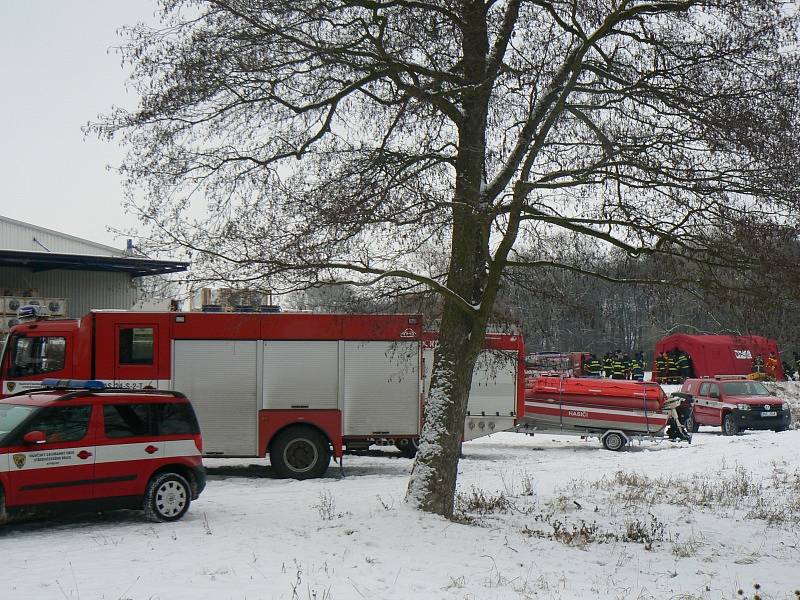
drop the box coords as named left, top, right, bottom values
left=520, top=376, right=690, bottom=450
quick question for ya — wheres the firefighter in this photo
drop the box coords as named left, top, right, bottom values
left=586, top=353, right=602, bottom=377
left=752, top=354, right=765, bottom=374
left=676, top=349, right=690, bottom=382
left=622, top=353, right=632, bottom=379
left=611, top=351, right=625, bottom=379
left=667, top=351, right=679, bottom=384
left=765, top=352, right=778, bottom=381
left=636, top=351, right=647, bottom=374
left=630, top=355, right=644, bottom=381
left=655, top=352, right=667, bottom=384
left=603, top=353, right=613, bottom=378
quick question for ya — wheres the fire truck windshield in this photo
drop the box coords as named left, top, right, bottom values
left=6, top=335, right=67, bottom=377
left=721, top=381, right=770, bottom=396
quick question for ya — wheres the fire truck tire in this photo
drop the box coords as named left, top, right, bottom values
left=722, top=413, right=739, bottom=436
left=396, top=438, right=419, bottom=458
left=143, top=472, right=192, bottom=522
left=270, top=426, right=331, bottom=479
left=601, top=431, right=627, bottom=451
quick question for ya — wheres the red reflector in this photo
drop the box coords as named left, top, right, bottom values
left=193, top=434, right=203, bottom=453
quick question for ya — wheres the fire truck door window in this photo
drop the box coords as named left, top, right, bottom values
left=103, top=404, right=152, bottom=438
left=119, top=328, right=154, bottom=365
left=8, top=336, right=66, bottom=377
left=12, top=405, right=92, bottom=444
left=698, top=382, right=710, bottom=396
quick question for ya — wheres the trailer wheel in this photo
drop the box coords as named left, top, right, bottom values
left=270, top=426, right=331, bottom=479
left=722, top=413, right=739, bottom=436
left=601, top=431, right=627, bottom=451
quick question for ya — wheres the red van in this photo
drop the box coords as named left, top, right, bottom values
left=680, top=376, right=791, bottom=435
left=0, top=380, right=205, bottom=524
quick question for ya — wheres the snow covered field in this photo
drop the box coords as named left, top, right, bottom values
left=3, top=426, right=799, bottom=600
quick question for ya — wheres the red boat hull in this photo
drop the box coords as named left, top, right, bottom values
left=523, top=376, right=671, bottom=434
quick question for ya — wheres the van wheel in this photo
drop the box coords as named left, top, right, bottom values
left=0, top=487, right=8, bottom=525
left=144, top=472, right=191, bottom=522
left=602, top=431, right=626, bottom=451
left=722, top=413, right=739, bottom=436
left=270, top=426, right=331, bottom=479
left=396, top=438, right=419, bottom=458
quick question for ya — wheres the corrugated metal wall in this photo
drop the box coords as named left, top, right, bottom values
left=0, top=267, right=140, bottom=318
left=0, top=215, right=123, bottom=256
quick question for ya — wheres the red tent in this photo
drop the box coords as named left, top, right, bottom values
left=654, top=333, right=783, bottom=379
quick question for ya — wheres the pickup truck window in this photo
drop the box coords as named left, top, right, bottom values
left=721, top=381, right=770, bottom=396
left=699, top=382, right=710, bottom=396
left=707, top=383, right=720, bottom=398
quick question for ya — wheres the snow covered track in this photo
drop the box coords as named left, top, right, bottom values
left=2, top=430, right=799, bottom=599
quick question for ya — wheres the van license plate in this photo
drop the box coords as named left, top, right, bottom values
left=761, top=411, right=777, bottom=417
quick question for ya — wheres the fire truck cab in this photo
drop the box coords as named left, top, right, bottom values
left=1, top=311, right=524, bottom=478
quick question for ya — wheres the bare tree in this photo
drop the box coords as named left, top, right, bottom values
left=94, top=0, right=800, bottom=517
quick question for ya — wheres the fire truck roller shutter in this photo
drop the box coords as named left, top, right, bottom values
left=343, top=341, right=420, bottom=436
left=171, top=340, right=258, bottom=456
left=262, top=341, right=339, bottom=409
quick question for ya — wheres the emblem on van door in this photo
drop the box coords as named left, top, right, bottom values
left=400, top=328, right=417, bottom=338
left=12, top=454, right=26, bottom=469
left=6, top=382, right=16, bottom=392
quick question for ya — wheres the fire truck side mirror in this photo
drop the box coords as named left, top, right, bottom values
left=23, top=430, right=46, bottom=445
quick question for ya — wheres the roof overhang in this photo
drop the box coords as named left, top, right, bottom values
left=0, top=249, right=189, bottom=277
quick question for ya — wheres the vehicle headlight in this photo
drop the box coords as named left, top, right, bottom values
left=782, top=402, right=790, bottom=411
left=736, top=404, right=751, bottom=410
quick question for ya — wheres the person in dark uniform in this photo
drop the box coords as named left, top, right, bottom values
left=611, top=352, right=625, bottom=380
left=603, top=353, right=613, bottom=378
left=586, top=353, right=602, bottom=377
left=655, top=352, right=667, bottom=384
left=630, top=355, right=644, bottom=381
left=667, top=351, right=679, bottom=384
left=676, top=350, right=690, bottom=381
left=752, top=354, right=765, bottom=374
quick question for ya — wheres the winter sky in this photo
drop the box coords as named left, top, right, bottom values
left=1, top=1, right=157, bottom=248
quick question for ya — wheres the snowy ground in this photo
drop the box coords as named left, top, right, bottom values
left=3, top=424, right=800, bottom=600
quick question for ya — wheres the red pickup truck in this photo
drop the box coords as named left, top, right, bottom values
left=679, top=376, right=791, bottom=435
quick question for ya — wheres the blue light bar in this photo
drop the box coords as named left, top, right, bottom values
left=40, top=379, right=106, bottom=390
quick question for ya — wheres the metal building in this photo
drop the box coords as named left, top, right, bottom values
left=1, top=215, right=188, bottom=339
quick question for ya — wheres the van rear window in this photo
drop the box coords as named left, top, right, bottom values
left=103, top=402, right=199, bottom=438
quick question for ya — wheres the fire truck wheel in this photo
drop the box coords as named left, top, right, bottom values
left=396, top=438, right=419, bottom=458
left=271, top=426, right=331, bottom=479
left=601, top=431, right=626, bottom=451
left=722, top=413, right=739, bottom=436
left=143, top=472, right=192, bottom=522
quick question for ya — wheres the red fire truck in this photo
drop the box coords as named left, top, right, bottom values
left=1, top=311, right=524, bottom=478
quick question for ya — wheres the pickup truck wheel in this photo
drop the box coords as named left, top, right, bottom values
left=144, top=472, right=191, bottom=522
left=270, top=426, right=331, bottom=479
left=602, top=431, right=626, bottom=451
left=722, top=413, right=739, bottom=436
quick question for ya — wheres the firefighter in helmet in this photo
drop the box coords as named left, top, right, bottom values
left=667, top=350, right=680, bottom=384
left=655, top=352, right=667, bottom=384
left=630, top=354, right=644, bottom=381
left=603, top=352, right=613, bottom=378
left=611, top=351, right=625, bottom=380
